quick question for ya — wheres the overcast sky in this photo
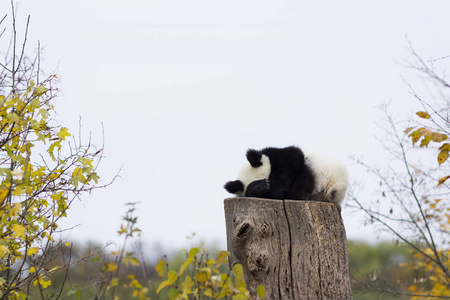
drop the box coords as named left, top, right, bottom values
left=1, top=0, right=450, bottom=250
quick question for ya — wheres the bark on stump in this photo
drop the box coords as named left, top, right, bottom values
left=224, top=197, right=352, bottom=300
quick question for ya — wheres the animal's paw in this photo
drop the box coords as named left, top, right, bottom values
left=245, top=179, right=271, bottom=198
left=259, top=179, right=271, bottom=191
left=224, top=180, right=245, bottom=194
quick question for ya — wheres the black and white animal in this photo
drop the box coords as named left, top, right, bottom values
left=224, top=146, right=348, bottom=205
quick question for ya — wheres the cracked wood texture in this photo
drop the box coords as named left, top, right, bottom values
left=224, top=198, right=352, bottom=300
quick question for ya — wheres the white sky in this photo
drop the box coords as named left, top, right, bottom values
left=1, top=0, right=450, bottom=250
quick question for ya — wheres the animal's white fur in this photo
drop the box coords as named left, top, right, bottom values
left=305, top=152, right=348, bottom=205
left=235, top=154, right=271, bottom=197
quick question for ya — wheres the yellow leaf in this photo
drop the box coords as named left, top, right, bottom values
left=431, top=132, right=448, bottom=143
left=437, top=175, right=450, bottom=187
left=124, top=256, right=140, bottom=267
left=196, top=271, right=209, bottom=283
left=0, top=244, right=9, bottom=257
left=108, top=277, right=118, bottom=289
left=409, top=129, right=422, bottom=145
left=404, top=127, right=415, bottom=134
left=205, top=258, right=215, bottom=266
left=29, top=267, right=36, bottom=273
left=12, top=224, right=26, bottom=239
left=35, top=277, right=51, bottom=289
left=182, top=275, right=194, bottom=293
left=71, top=166, right=81, bottom=178
left=196, top=268, right=211, bottom=283
left=440, top=143, right=450, bottom=152
left=27, top=247, right=39, bottom=256
left=0, top=188, right=9, bottom=203
left=57, top=127, right=71, bottom=141
left=12, top=185, right=23, bottom=196
left=117, top=226, right=127, bottom=235
left=139, top=288, right=149, bottom=300
left=34, top=85, right=47, bottom=96
left=438, top=150, right=449, bottom=165
left=105, top=262, right=118, bottom=272
left=433, top=283, right=448, bottom=292
left=155, top=259, right=165, bottom=277
left=188, top=247, right=200, bottom=258
left=203, top=288, right=213, bottom=297
left=233, top=264, right=244, bottom=285
left=420, top=135, right=432, bottom=147
left=129, top=279, right=142, bottom=289
left=416, top=111, right=430, bottom=119
left=129, top=257, right=140, bottom=266
left=408, top=285, right=417, bottom=292
left=13, top=203, right=21, bottom=214
left=156, top=280, right=170, bottom=294
left=178, top=257, right=194, bottom=277
left=167, top=270, right=177, bottom=285
left=418, top=127, right=432, bottom=136
left=257, top=285, right=266, bottom=299
left=51, top=192, right=63, bottom=201
left=49, top=266, right=59, bottom=273
left=216, top=250, right=229, bottom=267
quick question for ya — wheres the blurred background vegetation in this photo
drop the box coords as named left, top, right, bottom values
left=23, top=238, right=417, bottom=299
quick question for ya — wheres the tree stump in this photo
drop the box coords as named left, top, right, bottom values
left=224, top=198, right=352, bottom=300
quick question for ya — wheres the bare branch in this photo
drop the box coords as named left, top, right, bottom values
left=429, top=55, right=450, bottom=63
left=15, top=15, right=30, bottom=75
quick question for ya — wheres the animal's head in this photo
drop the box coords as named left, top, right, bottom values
left=224, top=149, right=271, bottom=197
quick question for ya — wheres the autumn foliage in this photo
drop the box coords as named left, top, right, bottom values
left=155, top=246, right=264, bottom=300
left=0, top=75, right=105, bottom=298
left=403, top=107, right=450, bottom=296
left=349, top=48, right=450, bottom=298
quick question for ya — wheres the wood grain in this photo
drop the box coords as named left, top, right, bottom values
left=224, top=198, right=352, bottom=300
